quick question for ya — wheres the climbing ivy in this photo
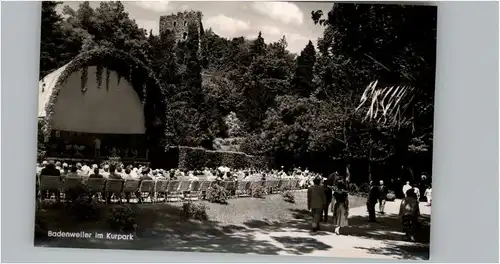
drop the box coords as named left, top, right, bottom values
left=105, top=68, right=110, bottom=90
left=80, top=67, right=88, bottom=93
left=96, top=64, right=103, bottom=89
left=40, top=47, right=166, bottom=142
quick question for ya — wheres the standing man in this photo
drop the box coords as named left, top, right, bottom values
left=378, top=180, right=388, bottom=214
left=366, top=181, right=379, bottom=222
left=308, top=177, right=326, bottom=232
left=322, top=173, right=335, bottom=222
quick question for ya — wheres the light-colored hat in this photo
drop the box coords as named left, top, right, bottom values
left=42, top=161, right=48, bottom=165
left=62, top=163, right=68, bottom=168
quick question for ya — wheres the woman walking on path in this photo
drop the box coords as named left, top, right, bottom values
left=399, top=188, right=420, bottom=241
left=331, top=182, right=349, bottom=235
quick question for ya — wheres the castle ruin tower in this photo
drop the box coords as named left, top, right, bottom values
left=159, top=11, right=203, bottom=42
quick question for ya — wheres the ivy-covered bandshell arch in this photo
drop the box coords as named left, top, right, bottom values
left=40, top=48, right=167, bottom=149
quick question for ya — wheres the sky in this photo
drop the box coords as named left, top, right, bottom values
left=56, top=1, right=334, bottom=54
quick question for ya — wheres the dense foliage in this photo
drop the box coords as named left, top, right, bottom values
left=182, top=202, right=209, bottom=220
left=205, top=184, right=229, bottom=204
left=40, top=2, right=435, bottom=183
left=107, top=205, right=137, bottom=231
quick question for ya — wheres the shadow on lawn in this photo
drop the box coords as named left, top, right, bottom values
left=283, top=208, right=431, bottom=260
left=34, top=202, right=330, bottom=255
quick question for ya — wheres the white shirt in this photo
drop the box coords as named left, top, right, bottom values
left=414, top=187, right=420, bottom=199
left=424, top=188, right=432, bottom=197
left=402, top=184, right=412, bottom=196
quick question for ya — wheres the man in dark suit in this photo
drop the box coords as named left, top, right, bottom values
left=378, top=180, right=388, bottom=214
left=366, top=181, right=379, bottom=222
left=322, top=173, right=335, bottom=222
left=308, top=177, right=326, bottom=232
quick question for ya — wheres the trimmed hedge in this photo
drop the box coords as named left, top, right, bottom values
left=176, top=146, right=269, bottom=170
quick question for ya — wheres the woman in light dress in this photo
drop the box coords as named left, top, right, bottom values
left=399, top=188, right=420, bottom=241
left=331, top=181, right=349, bottom=235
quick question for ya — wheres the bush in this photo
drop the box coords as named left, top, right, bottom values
left=205, top=184, right=228, bottom=204
left=182, top=202, right=209, bottom=220
left=251, top=184, right=266, bottom=198
left=386, top=191, right=396, bottom=201
left=282, top=190, right=295, bottom=203
left=176, top=146, right=269, bottom=170
left=66, top=195, right=100, bottom=221
left=100, top=155, right=123, bottom=170
left=107, top=205, right=137, bottom=232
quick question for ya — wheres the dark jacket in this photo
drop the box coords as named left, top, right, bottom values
left=88, top=173, right=104, bottom=179
left=108, top=172, right=123, bottom=180
left=40, top=166, right=61, bottom=177
left=138, top=175, right=153, bottom=183
left=378, top=185, right=388, bottom=199
left=368, top=185, right=380, bottom=203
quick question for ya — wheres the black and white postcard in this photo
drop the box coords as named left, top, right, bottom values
left=35, top=1, right=436, bottom=260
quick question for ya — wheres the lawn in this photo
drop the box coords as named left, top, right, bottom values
left=34, top=191, right=367, bottom=253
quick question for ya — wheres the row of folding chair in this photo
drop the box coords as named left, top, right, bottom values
left=38, top=176, right=304, bottom=203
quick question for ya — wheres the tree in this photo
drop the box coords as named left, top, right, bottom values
left=250, top=31, right=266, bottom=58
left=292, top=40, right=316, bottom=97
left=239, top=33, right=295, bottom=131
left=311, top=3, right=436, bottom=180
left=39, top=1, right=75, bottom=78
left=312, top=4, right=436, bottom=130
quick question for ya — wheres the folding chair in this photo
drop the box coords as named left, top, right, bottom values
left=271, top=180, right=281, bottom=193
left=280, top=179, right=290, bottom=191
left=86, top=178, right=105, bottom=201
left=105, top=179, right=124, bottom=203
left=178, top=181, right=192, bottom=200
left=154, top=180, right=169, bottom=203
left=264, top=180, right=274, bottom=194
left=166, top=180, right=181, bottom=202
left=185, top=181, right=201, bottom=201
left=198, top=180, right=212, bottom=200
left=138, top=180, right=155, bottom=203
left=39, top=176, right=62, bottom=201
left=63, top=176, right=84, bottom=201
left=121, top=180, right=140, bottom=203
left=236, top=181, right=251, bottom=197
left=291, top=179, right=298, bottom=190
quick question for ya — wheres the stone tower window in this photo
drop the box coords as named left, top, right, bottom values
left=184, top=21, right=187, bottom=26
left=173, top=21, right=177, bottom=27
left=183, top=32, right=187, bottom=40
